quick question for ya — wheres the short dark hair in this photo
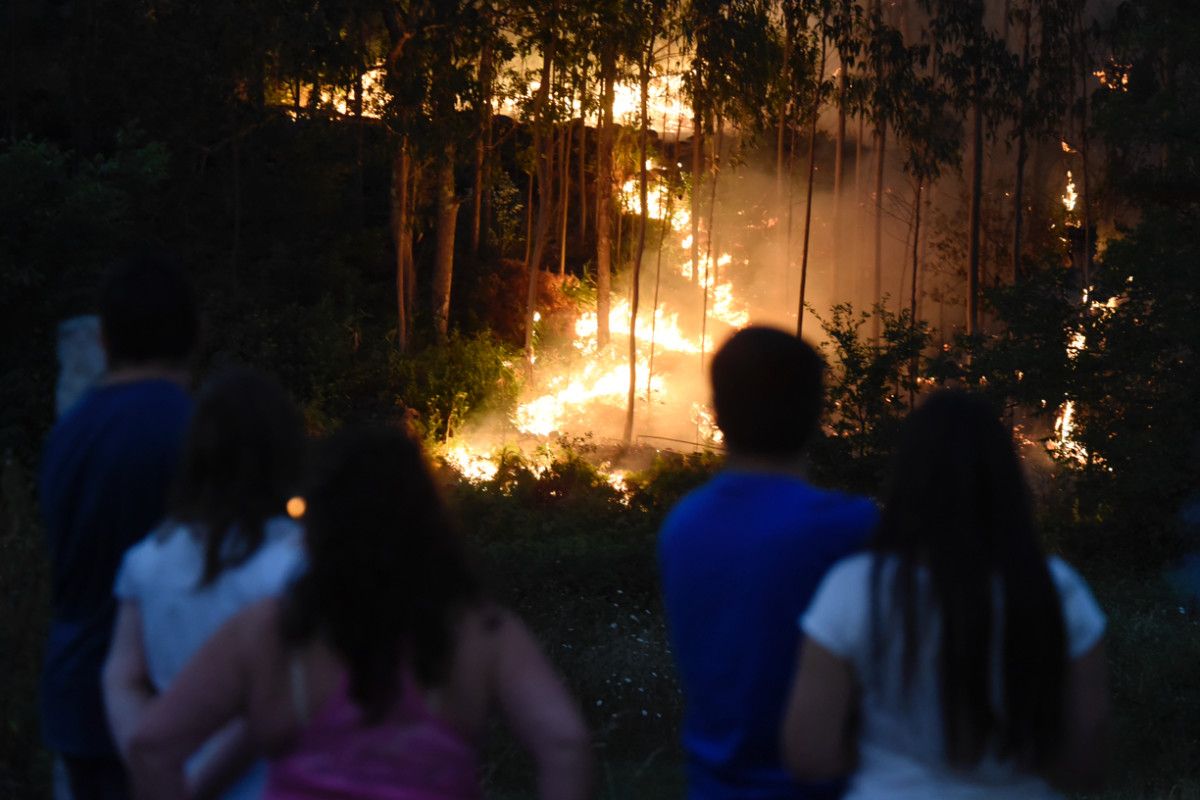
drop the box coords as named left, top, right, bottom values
left=710, top=326, right=824, bottom=457
left=100, top=253, right=198, bottom=367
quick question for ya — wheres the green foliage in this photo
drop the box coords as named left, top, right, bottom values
left=1094, top=0, right=1200, bottom=205
left=490, top=168, right=526, bottom=259
left=948, top=260, right=1075, bottom=414
left=809, top=302, right=930, bottom=493
left=0, top=136, right=170, bottom=461
left=624, top=451, right=724, bottom=520
left=1067, top=212, right=1200, bottom=556
left=393, top=332, right=521, bottom=443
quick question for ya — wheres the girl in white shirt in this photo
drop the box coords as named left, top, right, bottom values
left=782, top=389, right=1110, bottom=799
left=103, top=368, right=307, bottom=799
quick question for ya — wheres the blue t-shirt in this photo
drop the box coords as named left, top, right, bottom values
left=659, top=470, right=878, bottom=800
left=39, top=379, right=192, bottom=756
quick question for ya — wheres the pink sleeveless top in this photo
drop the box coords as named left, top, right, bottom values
left=264, top=667, right=482, bottom=800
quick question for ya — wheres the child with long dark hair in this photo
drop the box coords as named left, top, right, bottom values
left=104, top=368, right=307, bottom=799
left=782, top=390, right=1109, bottom=798
left=126, top=427, right=592, bottom=800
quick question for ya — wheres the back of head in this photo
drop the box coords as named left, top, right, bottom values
left=710, top=326, right=824, bottom=458
left=283, top=427, right=480, bottom=722
left=874, top=389, right=1066, bottom=770
left=100, top=252, right=198, bottom=369
left=170, top=368, right=305, bottom=584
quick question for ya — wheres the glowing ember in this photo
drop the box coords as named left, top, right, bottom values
left=286, top=496, right=306, bottom=519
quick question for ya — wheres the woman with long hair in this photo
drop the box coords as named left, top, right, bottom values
left=781, top=390, right=1109, bottom=798
left=104, top=368, right=308, bottom=798
left=126, top=427, right=592, bottom=800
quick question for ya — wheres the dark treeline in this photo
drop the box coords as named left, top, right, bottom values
left=3, top=0, right=1200, bottom=555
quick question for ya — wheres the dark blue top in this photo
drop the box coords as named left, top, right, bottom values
left=39, top=379, right=192, bottom=756
left=659, top=470, right=878, bottom=800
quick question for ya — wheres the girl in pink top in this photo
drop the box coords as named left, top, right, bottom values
left=128, top=428, right=593, bottom=800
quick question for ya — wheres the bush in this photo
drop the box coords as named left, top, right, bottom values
left=809, top=302, right=930, bottom=495
left=392, top=331, right=520, bottom=443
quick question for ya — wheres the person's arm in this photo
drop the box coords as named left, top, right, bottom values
left=186, top=720, right=258, bottom=800
left=103, top=601, right=156, bottom=760
left=491, top=611, right=593, bottom=800
left=781, top=637, right=858, bottom=781
left=127, top=607, right=257, bottom=800
left=1048, top=639, right=1110, bottom=793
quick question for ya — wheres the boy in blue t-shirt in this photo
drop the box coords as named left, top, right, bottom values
left=39, top=255, right=197, bottom=800
left=659, top=326, right=877, bottom=800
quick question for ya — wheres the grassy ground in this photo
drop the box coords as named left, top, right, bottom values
left=1, top=453, right=1197, bottom=798
left=472, top=535, right=1200, bottom=799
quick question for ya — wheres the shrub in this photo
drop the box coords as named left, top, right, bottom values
left=392, top=331, right=520, bottom=443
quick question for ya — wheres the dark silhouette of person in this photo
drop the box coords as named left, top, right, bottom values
left=39, top=254, right=198, bottom=800
left=126, top=428, right=592, bottom=800
left=659, top=326, right=878, bottom=800
left=782, top=389, right=1109, bottom=798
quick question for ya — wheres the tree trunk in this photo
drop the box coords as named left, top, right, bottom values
left=472, top=40, right=494, bottom=258
left=525, top=16, right=558, bottom=367
left=776, top=29, right=791, bottom=202
left=578, top=63, right=588, bottom=241
left=649, top=111, right=683, bottom=404
left=966, top=99, right=983, bottom=335
left=855, top=110, right=865, bottom=304
left=690, top=97, right=703, bottom=285
left=911, top=179, right=922, bottom=318
left=353, top=63, right=365, bottom=224
left=833, top=66, right=847, bottom=300
left=920, top=178, right=931, bottom=324
left=908, top=177, right=923, bottom=407
left=596, top=46, right=616, bottom=347
left=699, top=116, right=723, bottom=372
left=872, top=120, right=887, bottom=338
left=391, top=138, right=413, bottom=352
left=1075, top=8, right=1093, bottom=289
left=433, top=143, right=459, bottom=343
left=406, top=160, right=418, bottom=332
left=798, top=34, right=826, bottom=339
left=524, top=172, right=534, bottom=265
left=559, top=122, right=572, bottom=277
left=625, top=47, right=651, bottom=446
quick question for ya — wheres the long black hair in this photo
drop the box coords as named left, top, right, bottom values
left=169, top=368, right=306, bottom=585
left=281, top=427, right=481, bottom=723
left=871, top=389, right=1066, bottom=770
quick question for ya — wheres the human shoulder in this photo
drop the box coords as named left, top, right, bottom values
left=818, top=551, right=876, bottom=592
left=804, top=485, right=879, bottom=525
left=114, top=522, right=190, bottom=598
left=657, top=475, right=726, bottom=543
left=801, top=553, right=877, bottom=658
left=254, top=517, right=307, bottom=573
left=1047, top=556, right=1107, bottom=658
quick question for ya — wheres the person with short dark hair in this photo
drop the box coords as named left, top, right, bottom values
left=39, top=254, right=198, bottom=800
left=126, top=428, right=593, bottom=800
left=782, top=390, right=1109, bottom=798
left=103, top=369, right=307, bottom=800
left=659, top=326, right=878, bottom=800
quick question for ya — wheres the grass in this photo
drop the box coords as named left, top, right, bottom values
left=1, top=450, right=1197, bottom=798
